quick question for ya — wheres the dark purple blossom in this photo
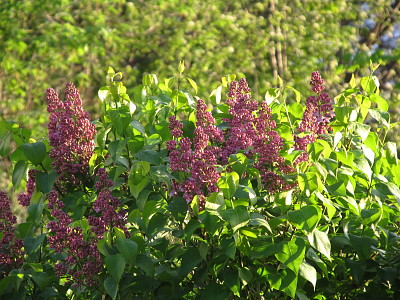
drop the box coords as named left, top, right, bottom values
left=88, top=168, right=128, bottom=238
left=222, top=78, right=295, bottom=192
left=17, top=169, right=38, bottom=206
left=168, top=100, right=223, bottom=206
left=0, top=191, right=24, bottom=278
left=46, top=83, right=96, bottom=187
left=294, top=71, right=335, bottom=164
left=46, top=190, right=102, bottom=287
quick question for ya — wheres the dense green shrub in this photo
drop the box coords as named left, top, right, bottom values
left=0, top=66, right=399, bottom=299
left=2, top=0, right=400, bottom=131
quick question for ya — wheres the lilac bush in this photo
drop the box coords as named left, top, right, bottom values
left=0, top=68, right=398, bottom=299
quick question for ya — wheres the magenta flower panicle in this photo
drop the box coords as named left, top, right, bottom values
left=17, top=169, right=38, bottom=207
left=46, top=82, right=96, bottom=187
left=0, top=191, right=24, bottom=279
left=294, top=71, right=335, bottom=164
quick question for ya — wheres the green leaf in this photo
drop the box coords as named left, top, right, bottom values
left=361, top=76, right=377, bottom=94
left=105, top=254, right=126, bottom=282
left=223, top=269, right=240, bottom=294
left=308, top=229, right=331, bottom=260
left=361, top=145, right=375, bottom=165
left=238, top=267, right=253, bottom=287
left=24, top=234, right=46, bottom=255
left=109, top=109, right=131, bottom=136
left=286, top=86, right=301, bottom=102
left=133, top=149, right=161, bottom=165
left=234, top=185, right=257, bottom=205
left=385, top=142, right=398, bottom=165
left=275, top=238, right=306, bottom=275
left=298, top=172, right=323, bottom=194
left=104, top=277, right=118, bottom=300
left=218, top=172, right=239, bottom=199
left=147, top=133, right=162, bottom=147
left=287, top=102, right=304, bottom=120
left=12, top=160, right=28, bottom=189
left=348, top=234, right=375, bottom=260
left=250, top=239, right=283, bottom=258
left=349, top=74, right=356, bottom=88
left=167, top=197, right=188, bottom=221
left=368, top=108, right=390, bottom=128
left=346, top=259, right=366, bottom=284
left=136, top=254, right=155, bottom=276
left=306, top=248, right=328, bottom=277
left=267, top=269, right=297, bottom=298
left=299, top=261, right=317, bottom=290
left=220, top=237, right=236, bottom=259
left=107, top=66, right=115, bottom=77
left=147, top=213, right=168, bottom=237
left=221, top=206, right=250, bottom=232
left=249, top=212, right=272, bottom=234
left=116, top=238, right=138, bottom=264
left=130, top=120, right=146, bottom=135
left=30, top=272, right=49, bottom=290
left=353, top=156, right=372, bottom=181
left=375, top=182, right=400, bottom=205
left=361, top=208, right=381, bottom=225
left=178, top=60, right=185, bottom=74
left=369, top=94, right=388, bottom=111
left=229, top=153, right=248, bottom=176
left=351, top=122, right=371, bottom=142
left=98, top=86, right=111, bottom=102
left=179, top=247, right=203, bottom=277
left=36, top=171, right=58, bottom=193
left=288, top=205, right=321, bottom=233
left=186, top=77, right=198, bottom=94
left=108, top=139, right=129, bottom=164
left=199, top=282, right=228, bottom=300
left=21, top=142, right=46, bottom=166
left=210, top=85, right=222, bottom=105
left=205, top=192, right=225, bottom=212
left=0, top=132, right=11, bottom=158
left=128, top=161, right=150, bottom=198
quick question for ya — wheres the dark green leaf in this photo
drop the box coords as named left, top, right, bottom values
left=30, top=272, right=49, bottom=290
left=299, top=261, right=317, bottom=290
left=136, top=254, right=155, bottom=276
left=104, top=277, right=118, bottom=300
left=12, top=160, right=28, bottom=189
left=308, top=229, right=331, bottom=260
left=221, top=206, right=250, bottom=232
left=218, top=172, right=239, bottom=199
left=179, top=247, right=203, bottom=277
left=288, top=205, right=321, bottom=233
left=21, top=142, right=46, bottom=165
left=275, top=238, right=306, bottom=275
left=116, top=238, right=138, bottom=264
left=105, top=254, right=126, bottom=282
left=36, top=171, right=58, bottom=193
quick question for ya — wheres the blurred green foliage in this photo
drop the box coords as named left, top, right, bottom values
left=1, top=0, right=400, bottom=131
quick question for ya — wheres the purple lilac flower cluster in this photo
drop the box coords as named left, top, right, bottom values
left=223, top=78, right=295, bottom=193
left=0, top=192, right=23, bottom=279
left=47, top=190, right=102, bottom=287
left=17, top=169, right=37, bottom=206
left=167, top=79, right=296, bottom=201
left=168, top=100, right=223, bottom=207
left=294, top=71, right=335, bottom=164
left=46, top=83, right=96, bottom=187
left=88, top=168, right=128, bottom=238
